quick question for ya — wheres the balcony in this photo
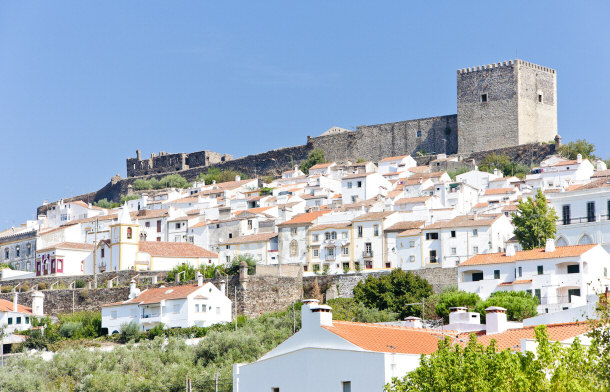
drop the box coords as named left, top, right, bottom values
left=140, top=314, right=162, bottom=324
left=325, top=254, right=336, bottom=261
left=532, top=273, right=582, bottom=288
left=362, top=250, right=373, bottom=258
left=557, top=214, right=610, bottom=225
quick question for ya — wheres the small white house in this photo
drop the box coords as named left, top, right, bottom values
left=102, top=275, right=231, bottom=334
left=0, top=291, right=44, bottom=335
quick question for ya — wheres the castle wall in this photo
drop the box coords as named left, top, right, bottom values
left=309, top=115, right=458, bottom=162
left=457, top=62, right=519, bottom=153
left=517, top=61, right=557, bottom=145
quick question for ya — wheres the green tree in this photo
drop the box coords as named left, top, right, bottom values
left=327, top=298, right=399, bottom=323
left=166, top=263, right=198, bottom=282
left=353, top=269, right=433, bottom=319
left=158, top=174, right=191, bottom=189
left=132, top=179, right=152, bottom=191
left=475, top=291, right=538, bottom=322
left=120, top=194, right=140, bottom=204
left=434, top=289, right=481, bottom=322
left=512, top=189, right=558, bottom=250
left=197, top=168, right=248, bottom=185
left=226, top=255, right=257, bottom=275
left=300, top=149, right=325, bottom=174
left=94, top=198, right=119, bottom=209
left=119, top=321, right=142, bottom=343
left=559, top=139, right=597, bottom=161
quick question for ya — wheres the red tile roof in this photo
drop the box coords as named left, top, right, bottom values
left=395, top=196, right=432, bottom=204
left=324, top=321, right=451, bottom=354
left=425, top=214, right=501, bottom=229
left=278, top=210, right=330, bottom=226
left=379, top=155, right=410, bottom=162
left=104, top=284, right=204, bottom=306
left=385, top=221, right=425, bottom=232
left=309, top=222, right=351, bottom=231
left=309, top=162, right=335, bottom=170
left=138, top=241, right=217, bottom=258
left=37, top=242, right=95, bottom=253
left=484, top=188, right=517, bottom=195
left=459, top=244, right=597, bottom=266
left=219, top=232, right=278, bottom=245
left=0, top=299, right=32, bottom=314
left=351, top=211, right=395, bottom=222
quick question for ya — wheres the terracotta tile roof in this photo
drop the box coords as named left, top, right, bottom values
left=407, top=166, right=430, bottom=174
left=342, top=173, right=373, bottom=179
left=309, top=222, right=351, bottom=231
left=352, top=211, right=395, bottom=221
left=395, top=196, right=432, bottom=204
left=592, top=169, right=610, bottom=178
left=409, top=171, right=446, bottom=179
left=136, top=209, right=170, bottom=219
left=138, top=241, right=217, bottom=258
left=425, top=214, right=501, bottom=229
left=502, top=205, right=518, bottom=211
left=568, top=177, right=610, bottom=191
left=484, top=188, right=517, bottom=195
left=233, top=206, right=275, bottom=216
left=104, top=284, right=204, bottom=306
left=386, top=190, right=404, bottom=199
left=383, top=171, right=406, bottom=177
left=549, top=160, right=579, bottom=167
left=216, top=178, right=257, bottom=190
left=309, top=162, right=335, bottom=169
left=219, top=232, right=278, bottom=245
left=398, top=228, right=422, bottom=236
left=385, top=220, right=425, bottom=232
left=190, top=221, right=208, bottom=229
left=498, top=279, right=532, bottom=286
left=459, top=244, right=597, bottom=267
left=473, top=202, right=489, bottom=209
left=323, top=321, right=451, bottom=354
left=170, top=196, right=199, bottom=204
left=379, top=155, right=410, bottom=162
left=465, top=322, right=591, bottom=351
left=37, top=242, right=95, bottom=253
left=278, top=210, right=330, bottom=226
left=0, top=299, right=32, bottom=314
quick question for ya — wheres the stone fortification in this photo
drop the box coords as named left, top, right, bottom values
left=127, top=149, right=233, bottom=178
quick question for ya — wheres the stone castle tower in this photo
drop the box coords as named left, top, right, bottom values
left=457, top=59, right=557, bottom=153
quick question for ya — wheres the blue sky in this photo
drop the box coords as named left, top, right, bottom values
left=0, top=1, right=608, bottom=228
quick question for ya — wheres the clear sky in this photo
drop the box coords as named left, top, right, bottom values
left=0, top=1, right=608, bottom=228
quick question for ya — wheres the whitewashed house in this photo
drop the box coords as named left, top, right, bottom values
left=218, top=233, right=279, bottom=265
left=341, top=172, right=391, bottom=205
left=378, top=155, right=417, bottom=175
left=526, top=155, right=595, bottom=190
left=0, top=292, right=44, bottom=335
left=277, top=210, right=330, bottom=268
left=35, top=242, right=94, bottom=276
left=458, top=242, right=610, bottom=314
left=102, top=276, right=231, bottom=334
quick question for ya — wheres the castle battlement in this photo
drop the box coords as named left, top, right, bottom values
left=458, top=59, right=556, bottom=75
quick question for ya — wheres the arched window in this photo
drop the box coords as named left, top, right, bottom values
left=325, top=232, right=330, bottom=240
left=290, top=240, right=298, bottom=257
left=127, top=227, right=133, bottom=239
left=556, top=237, right=568, bottom=247
left=26, top=243, right=31, bottom=256
left=331, top=232, right=337, bottom=240
left=578, top=234, right=593, bottom=245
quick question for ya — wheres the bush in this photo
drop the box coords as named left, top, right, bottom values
left=475, top=291, right=538, bottom=322
left=300, top=149, right=325, bottom=174
left=1, top=286, right=13, bottom=293
left=327, top=298, right=398, bottom=323
left=94, top=198, right=120, bottom=209
left=166, top=263, right=198, bottom=282
left=120, top=194, right=140, bottom=204
left=37, top=282, right=48, bottom=290
left=133, top=179, right=151, bottom=191
left=147, top=323, right=165, bottom=340
left=74, top=279, right=86, bottom=289
left=197, top=168, right=248, bottom=185
left=447, top=167, right=470, bottom=180
left=119, top=321, right=141, bottom=343
left=353, top=269, right=434, bottom=319
left=226, top=255, right=257, bottom=275
left=434, top=289, right=481, bottom=322
left=59, top=322, right=83, bottom=339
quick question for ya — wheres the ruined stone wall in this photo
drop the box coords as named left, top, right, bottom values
left=309, top=115, right=458, bottom=162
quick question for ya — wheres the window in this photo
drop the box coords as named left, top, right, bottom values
left=518, top=266, right=522, bottom=277
left=175, top=223, right=181, bottom=230
left=202, top=304, right=207, bottom=312
left=15, top=245, right=20, bottom=258
left=342, top=247, right=349, bottom=256
left=481, top=93, right=488, bottom=103
left=451, top=230, right=456, bottom=238
left=216, top=307, right=220, bottom=314
left=313, top=264, right=320, bottom=272
left=4, top=248, right=8, bottom=259
left=325, top=232, right=331, bottom=240
left=291, top=227, right=298, bottom=236
left=425, top=233, right=439, bottom=240
left=451, top=248, right=456, bottom=255
left=145, top=221, right=150, bottom=228
left=313, top=234, right=319, bottom=242
left=409, top=255, right=415, bottom=262
left=568, top=288, right=581, bottom=303
left=473, top=246, right=479, bottom=254
left=608, top=199, right=610, bottom=218
left=26, top=243, right=31, bottom=256
left=472, top=272, right=483, bottom=281
left=347, top=182, right=352, bottom=189
left=535, top=289, right=541, bottom=303
left=494, top=270, right=500, bottom=279
left=25, top=317, right=29, bottom=324
left=331, top=232, right=337, bottom=240
left=429, top=250, right=437, bottom=263
left=351, top=196, right=357, bottom=203
left=7, top=317, right=12, bottom=325
left=127, top=227, right=132, bottom=239
left=101, top=248, right=105, bottom=258
left=365, top=243, right=372, bottom=255
left=357, top=181, right=362, bottom=188
left=567, top=264, right=580, bottom=274
left=342, top=232, right=348, bottom=240
left=562, top=205, right=571, bottom=225
left=157, top=237, right=161, bottom=242
left=173, top=305, right=180, bottom=314
left=342, top=381, right=352, bottom=392
left=272, top=388, right=280, bottom=392
left=226, top=256, right=230, bottom=264
left=195, top=304, right=200, bottom=312
left=290, top=240, right=298, bottom=257
left=156, top=220, right=161, bottom=233
left=357, top=226, right=363, bottom=238
left=538, top=94, right=543, bottom=103
left=416, top=130, right=422, bottom=137
left=327, top=247, right=335, bottom=257
left=313, top=249, right=319, bottom=257
left=373, top=225, right=379, bottom=237
left=605, top=267, right=608, bottom=277
left=16, top=316, right=21, bottom=324
left=247, top=220, right=253, bottom=230
left=587, top=202, right=596, bottom=222
left=409, top=241, right=415, bottom=248
left=537, top=265, right=544, bottom=275
left=472, top=229, right=478, bottom=237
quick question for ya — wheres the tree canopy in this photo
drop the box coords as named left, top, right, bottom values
left=299, top=149, right=325, bottom=174
left=197, top=168, right=248, bottom=185
left=512, top=189, right=558, bottom=250
left=132, top=174, right=191, bottom=191
left=353, top=269, right=433, bottom=319
left=434, top=289, right=481, bottom=322
left=558, top=139, right=597, bottom=161
left=474, top=291, right=538, bottom=322
left=479, top=153, right=531, bottom=178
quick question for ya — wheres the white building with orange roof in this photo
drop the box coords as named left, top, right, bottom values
left=478, top=186, right=521, bottom=205
left=0, top=291, right=44, bottom=335
left=35, top=241, right=95, bottom=276
left=308, top=162, right=337, bottom=176
left=45, top=199, right=108, bottom=228
left=102, top=276, right=230, bottom=334
left=341, top=172, right=391, bottom=205
left=546, top=176, right=610, bottom=252
left=458, top=242, right=610, bottom=314
left=351, top=211, right=405, bottom=271
left=456, top=168, right=502, bottom=191
left=377, top=155, right=417, bottom=174
left=218, top=232, right=279, bottom=265
left=277, top=210, right=331, bottom=268
left=526, top=154, right=595, bottom=190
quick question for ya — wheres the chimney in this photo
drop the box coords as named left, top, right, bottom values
left=220, top=279, right=226, bottom=294
left=485, top=306, right=508, bottom=335
left=197, top=272, right=203, bottom=286
left=448, top=307, right=480, bottom=325
left=31, top=291, right=45, bottom=316
left=301, top=299, right=333, bottom=330
left=493, top=168, right=499, bottom=177
left=294, top=165, right=299, bottom=171
left=506, top=244, right=516, bottom=257
left=577, top=154, right=582, bottom=164
left=545, top=238, right=556, bottom=252
left=235, top=175, right=241, bottom=182
left=404, top=316, right=423, bottom=328
left=128, top=279, right=140, bottom=299
left=13, top=292, right=18, bottom=312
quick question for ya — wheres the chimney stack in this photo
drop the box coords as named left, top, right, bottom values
left=404, top=316, right=423, bottom=328
left=13, top=292, right=18, bottom=312
left=506, top=244, right=516, bottom=257
left=196, top=272, right=203, bottom=287
left=485, top=306, right=508, bottom=335
left=301, top=299, right=333, bottom=330
left=220, top=279, right=226, bottom=294
left=31, top=291, right=45, bottom=316
left=128, top=279, right=140, bottom=299
left=545, top=238, right=556, bottom=253
left=235, top=175, right=241, bottom=182
left=577, top=154, right=582, bottom=164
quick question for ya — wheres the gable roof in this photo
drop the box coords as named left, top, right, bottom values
left=385, top=220, right=425, bottom=232
left=0, top=299, right=32, bottom=314
left=323, top=321, right=450, bottom=354
left=351, top=211, right=395, bottom=222
left=395, top=196, right=433, bottom=204
left=484, top=188, right=518, bottom=195
left=219, top=232, right=278, bottom=245
left=278, top=210, right=330, bottom=226
left=459, top=244, right=597, bottom=266
left=104, top=284, right=204, bottom=306
left=138, top=241, right=217, bottom=258
left=37, top=242, right=95, bottom=253
left=309, top=162, right=335, bottom=170
left=425, top=214, right=501, bottom=229
left=379, top=155, right=410, bottom=162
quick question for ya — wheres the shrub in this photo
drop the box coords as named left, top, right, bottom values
left=94, top=198, right=119, bottom=209
left=133, top=179, right=152, bottom=191
left=226, top=255, right=256, bottom=275
left=1, top=286, right=13, bottom=293
left=59, top=322, right=83, bottom=339
left=166, top=263, right=198, bottom=282
left=327, top=298, right=398, bottom=323
left=119, top=321, right=141, bottom=343
left=74, top=279, right=86, bottom=289
left=434, top=289, right=481, bottom=322
left=475, top=291, right=538, bottom=322
left=120, top=194, right=140, bottom=204
left=147, top=323, right=165, bottom=340
left=447, top=167, right=470, bottom=180
left=300, top=149, right=325, bottom=174
left=37, top=282, right=48, bottom=290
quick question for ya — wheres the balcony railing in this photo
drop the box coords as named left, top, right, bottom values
left=362, top=250, right=373, bottom=258
left=325, top=254, right=336, bottom=261
left=558, top=214, right=610, bottom=225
